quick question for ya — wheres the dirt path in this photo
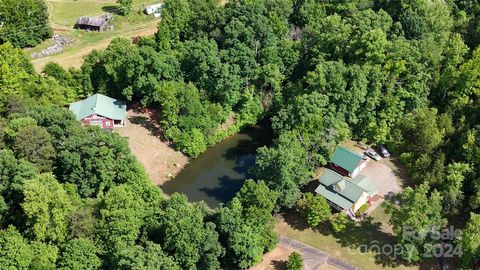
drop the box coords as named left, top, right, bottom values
left=116, top=110, right=188, bottom=186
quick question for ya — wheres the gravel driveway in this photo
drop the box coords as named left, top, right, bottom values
left=360, top=161, right=402, bottom=198
left=357, top=160, right=402, bottom=215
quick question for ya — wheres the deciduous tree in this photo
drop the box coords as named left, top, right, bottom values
left=22, top=173, right=72, bottom=243
left=13, top=125, right=55, bottom=172
left=98, top=184, right=145, bottom=266
left=58, top=238, right=101, bottom=270
left=459, top=213, right=480, bottom=269
left=296, top=193, right=330, bottom=227
left=0, top=226, right=34, bottom=269
left=386, top=184, right=446, bottom=262
left=116, top=0, right=133, bottom=15
left=286, top=251, right=303, bottom=270
left=0, top=0, right=52, bottom=48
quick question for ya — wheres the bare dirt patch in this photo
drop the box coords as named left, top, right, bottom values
left=250, top=244, right=294, bottom=270
left=115, top=109, right=188, bottom=185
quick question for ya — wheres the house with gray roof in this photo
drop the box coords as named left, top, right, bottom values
left=69, top=93, right=126, bottom=129
left=315, top=169, right=378, bottom=213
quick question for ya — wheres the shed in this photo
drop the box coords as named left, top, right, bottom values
left=144, top=3, right=164, bottom=15
left=329, top=147, right=368, bottom=178
left=75, top=15, right=110, bottom=31
left=69, top=93, right=127, bottom=129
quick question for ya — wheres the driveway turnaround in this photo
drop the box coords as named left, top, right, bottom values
left=280, top=236, right=362, bottom=270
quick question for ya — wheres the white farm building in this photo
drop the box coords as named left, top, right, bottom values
left=144, top=3, right=164, bottom=15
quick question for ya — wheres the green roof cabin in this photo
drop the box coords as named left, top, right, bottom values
left=329, top=147, right=368, bottom=178
left=69, top=93, right=127, bottom=129
left=315, top=169, right=378, bottom=213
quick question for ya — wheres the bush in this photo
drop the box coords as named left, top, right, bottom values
left=296, top=193, right=331, bottom=227
left=286, top=252, right=303, bottom=270
left=330, top=213, right=350, bottom=233
left=355, top=203, right=370, bottom=216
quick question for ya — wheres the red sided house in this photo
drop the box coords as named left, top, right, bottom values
left=69, top=93, right=127, bottom=129
left=329, top=147, right=368, bottom=178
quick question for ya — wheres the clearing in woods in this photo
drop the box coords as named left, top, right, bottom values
left=28, top=0, right=162, bottom=71
left=115, top=110, right=189, bottom=186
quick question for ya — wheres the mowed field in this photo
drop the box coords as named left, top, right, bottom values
left=47, top=0, right=160, bottom=28
left=28, top=0, right=162, bottom=71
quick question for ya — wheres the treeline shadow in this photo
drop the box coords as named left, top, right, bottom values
left=224, top=139, right=259, bottom=160
left=102, top=5, right=121, bottom=15
left=129, top=115, right=166, bottom=141
left=199, top=175, right=245, bottom=205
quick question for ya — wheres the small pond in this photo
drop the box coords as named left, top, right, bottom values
left=161, top=125, right=272, bottom=208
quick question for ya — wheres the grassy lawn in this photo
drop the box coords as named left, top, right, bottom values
left=31, top=19, right=160, bottom=71
left=48, top=0, right=161, bottom=27
left=49, top=1, right=112, bottom=27
left=29, top=0, right=162, bottom=71
left=275, top=206, right=435, bottom=270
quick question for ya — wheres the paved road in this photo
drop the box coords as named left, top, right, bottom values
left=279, top=236, right=362, bottom=270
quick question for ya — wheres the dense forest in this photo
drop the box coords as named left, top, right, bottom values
left=1, top=0, right=480, bottom=269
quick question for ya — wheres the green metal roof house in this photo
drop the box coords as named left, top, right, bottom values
left=315, top=169, right=377, bottom=213
left=330, top=147, right=368, bottom=178
left=69, top=93, right=127, bottom=129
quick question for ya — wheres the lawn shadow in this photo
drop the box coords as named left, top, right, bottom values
left=281, top=209, right=420, bottom=269
left=102, top=5, right=121, bottom=15
left=271, top=260, right=287, bottom=270
left=128, top=115, right=166, bottom=141
left=388, top=156, right=413, bottom=189
left=281, top=209, right=310, bottom=231
left=324, top=216, right=405, bottom=268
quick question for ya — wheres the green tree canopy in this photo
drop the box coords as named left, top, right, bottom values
left=58, top=238, right=101, bottom=270
left=151, top=193, right=223, bottom=270
left=116, top=241, right=180, bottom=270
left=214, top=181, right=278, bottom=268
left=0, top=0, right=52, bottom=48
left=22, top=173, right=72, bottom=243
left=56, top=127, right=147, bottom=197
left=386, top=183, right=446, bottom=262
left=0, top=226, right=34, bottom=269
left=296, top=192, right=331, bottom=227
left=459, top=212, right=480, bottom=268
left=117, top=0, right=133, bottom=15
left=13, top=125, right=55, bottom=172
left=0, top=150, right=36, bottom=226
left=286, top=251, right=303, bottom=270
left=0, top=43, right=35, bottom=104
left=98, top=184, right=145, bottom=266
